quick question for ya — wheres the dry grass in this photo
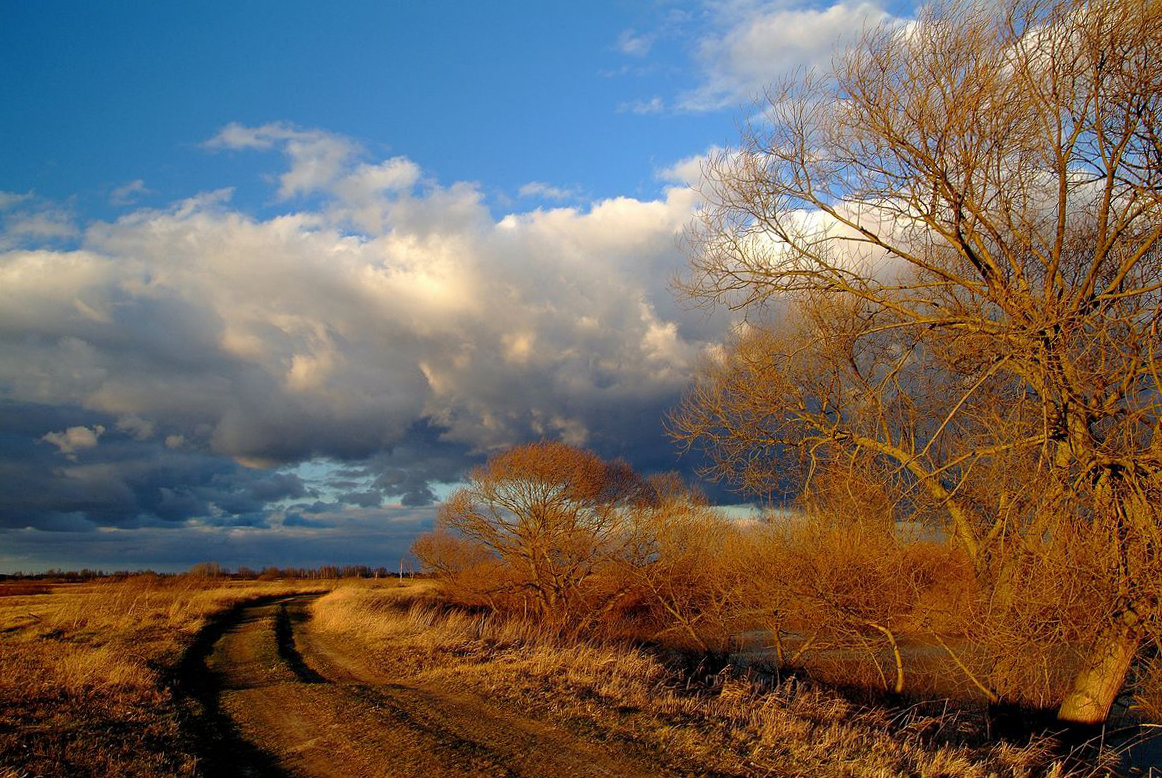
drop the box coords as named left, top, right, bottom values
left=0, top=575, right=329, bottom=777
left=311, top=582, right=1114, bottom=777
left=1133, top=655, right=1162, bottom=725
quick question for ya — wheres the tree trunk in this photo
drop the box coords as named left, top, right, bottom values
left=867, top=622, right=905, bottom=695
left=1056, top=617, right=1140, bottom=725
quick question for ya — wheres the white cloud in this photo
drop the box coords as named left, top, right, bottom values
left=204, top=122, right=289, bottom=151
left=618, top=96, right=665, bottom=115
left=616, top=29, right=654, bottom=57
left=1, top=124, right=725, bottom=470
left=116, top=416, right=155, bottom=440
left=336, top=158, right=422, bottom=200
left=517, top=181, right=579, bottom=201
left=681, top=1, right=898, bottom=111
left=0, top=191, right=32, bottom=210
left=1, top=209, right=78, bottom=246
left=206, top=122, right=362, bottom=200
left=657, top=147, right=726, bottom=188
left=110, top=179, right=152, bottom=206
left=42, top=425, right=105, bottom=459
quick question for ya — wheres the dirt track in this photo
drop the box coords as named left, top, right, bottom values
left=202, top=596, right=674, bottom=777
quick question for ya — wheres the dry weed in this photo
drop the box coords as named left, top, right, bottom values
left=311, top=582, right=1094, bottom=777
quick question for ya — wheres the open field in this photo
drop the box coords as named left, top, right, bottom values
left=0, top=575, right=331, bottom=776
left=0, top=576, right=1147, bottom=777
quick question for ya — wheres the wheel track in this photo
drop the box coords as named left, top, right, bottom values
left=201, top=595, right=675, bottom=778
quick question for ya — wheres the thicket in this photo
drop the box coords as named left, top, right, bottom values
left=412, top=442, right=1161, bottom=738
left=672, top=0, right=1162, bottom=730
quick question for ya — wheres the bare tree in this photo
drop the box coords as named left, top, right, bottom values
left=621, top=476, right=752, bottom=652
left=429, top=441, right=654, bottom=628
left=674, top=0, right=1162, bottom=725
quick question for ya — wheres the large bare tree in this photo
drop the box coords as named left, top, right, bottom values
left=674, top=0, right=1162, bottom=725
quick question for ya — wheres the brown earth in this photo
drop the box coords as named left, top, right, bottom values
left=204, top=595, right=677, bottom=778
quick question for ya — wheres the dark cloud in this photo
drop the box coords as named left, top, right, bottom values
left=0, top=507, right=434, bottom=573
left=283, top=512, right=337, bottom=529
left=338, top=491, right=384, bottom=508
left=0, top=401, right=311, bottom=531
left=0, top=127, right=740, bottom=570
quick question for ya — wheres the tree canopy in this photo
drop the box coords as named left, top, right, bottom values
left=674, top=0, right=1162, bottom=725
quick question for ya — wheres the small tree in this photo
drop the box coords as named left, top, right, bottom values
left=426, top=441, right=654, bottom=627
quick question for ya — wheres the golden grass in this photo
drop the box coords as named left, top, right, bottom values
left=311, top=582, right=1114, bottom=777
left=1133, top=655, right=1162, bottom=724
left=0, top=575, right=330, bottom=777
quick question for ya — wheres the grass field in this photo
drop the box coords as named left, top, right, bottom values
left=0, top=575, right=329, bottom=777
left=0, top=576, right=1138, bottom=776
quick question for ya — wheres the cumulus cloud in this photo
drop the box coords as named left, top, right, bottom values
left=206, top=122, right=364, bottom=200
left=1, top=402, right=314, bottom=532
left=41, top=425, right=105, bottom=459
left=657, top=147, right=727, bottom=187
left=0, top=124, right=726, bottom=535
left=0, top=204, right=79, bottom=249
left=681, top=1, right=898, bottom=112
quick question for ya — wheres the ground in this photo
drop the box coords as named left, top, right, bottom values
left=204, top=595, right=678, bottom=777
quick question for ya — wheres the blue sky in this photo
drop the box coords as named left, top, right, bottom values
left=5, top=1, right=732, bottom=215
left=1, top=0, right=918, bottom=572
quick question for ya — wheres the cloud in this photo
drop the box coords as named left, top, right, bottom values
left=41, top=425, right=105, bottom=459
left=110, top=179, right=152, bottom=206
left=0, top=503, right=433, bottom=572
left=0, top=191, right=32, bottom=210
left=205, top=122, right=364, bottom=200
left=517, top=181, right=579, bottom=201
left=0, top=192, right=81, bottom=252
left=657, top=146, right=728, bottom=187
left=1, top=402, right=315, bottom=532
left=618, top=97, right=666, bottom=115
left=616, top=29, right=654, bottom=57
left=681, top=1, right=899, bottom=111
left=0, top=124, right=728, bottom=539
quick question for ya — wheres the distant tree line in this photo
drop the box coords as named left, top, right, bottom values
left=1, top=564, right=406, bottom=582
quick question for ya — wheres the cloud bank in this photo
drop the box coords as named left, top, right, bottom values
left=0, top=124, right=723, bottom=560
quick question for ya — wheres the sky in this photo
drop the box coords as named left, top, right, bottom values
left=0, top=0, right=918, bottom=573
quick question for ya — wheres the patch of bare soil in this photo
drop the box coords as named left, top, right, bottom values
left=204, top=596, right=675, bottom=777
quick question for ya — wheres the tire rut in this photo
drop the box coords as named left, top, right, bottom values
left=202, top=595, right=674, bottom=778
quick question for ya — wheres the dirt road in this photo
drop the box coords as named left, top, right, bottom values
left=200, top=596, right=675, bottom=778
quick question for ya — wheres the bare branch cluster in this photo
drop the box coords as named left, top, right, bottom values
left=673, top=0, right=1162, bottom=725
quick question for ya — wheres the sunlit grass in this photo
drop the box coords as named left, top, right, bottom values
left=311, top=582, right=1108, bottom=777
left=0, top=575, right=329, bottom=777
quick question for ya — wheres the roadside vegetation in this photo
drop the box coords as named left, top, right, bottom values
left=0, top=573, right=330, bottom=777
left=312, top=581, right=1116, bottom=777
left=411, top=439, right=1159, bottom=774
